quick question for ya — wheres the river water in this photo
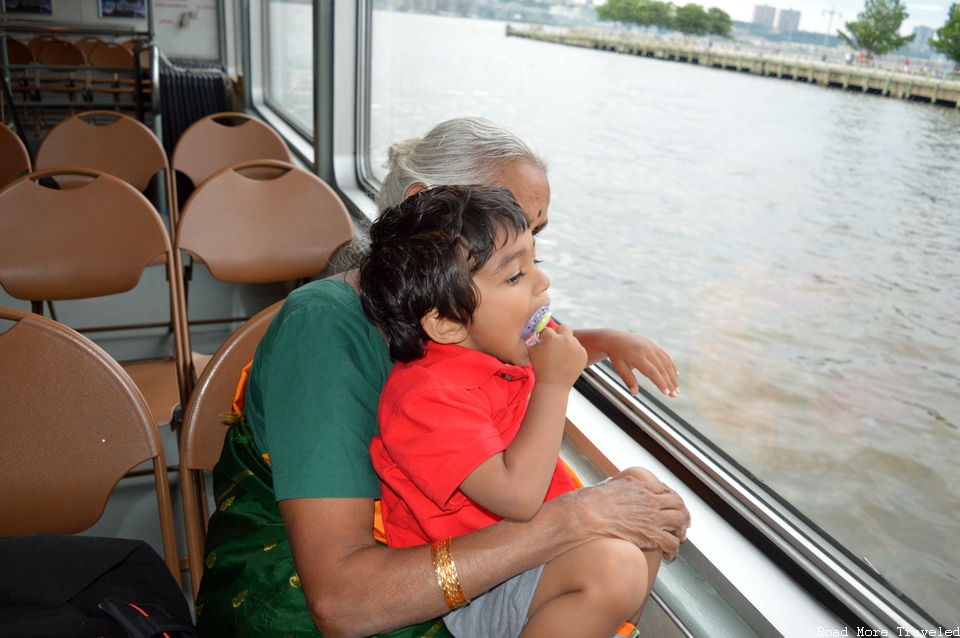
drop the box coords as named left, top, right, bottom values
left=369, top=10, right=960, bottom=623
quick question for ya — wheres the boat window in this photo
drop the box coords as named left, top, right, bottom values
left=361, top=7, right=958, bottom=630
left=262, top=0, right=314, bottom=136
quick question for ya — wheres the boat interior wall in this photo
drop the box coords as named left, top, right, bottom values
left=0, top=168, right=188, bottom=428
left=179, top=300, right=283, bottom=601
left=0, top=306, right=181, bottom=585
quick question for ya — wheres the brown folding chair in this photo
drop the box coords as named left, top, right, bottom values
left=34, top=39, right=87, bottom=122
left=3, top=37, right=35, bottom=112
left=34, top=110, right=174, bottom=233
left=0, top=168, right=188, bottom=429
left=86, top=42, right=137, bottom=107
left=169, top=112, right=292, bottom=229
left=27, top=35, right=59, bottom=58
left=73, top=36, right=104, bottom=61
left=0, top=122, right=31, bottom=188
left=174, top=159, right=354, bottom=384
left=178, top=300, right=282, bottom=600
left=0, top=306, right=181, bottom=585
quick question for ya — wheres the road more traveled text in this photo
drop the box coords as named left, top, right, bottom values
left=817, top=628, right=960, bottom=637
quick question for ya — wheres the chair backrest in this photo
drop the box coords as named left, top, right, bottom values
left=35, top=110, right=171, bottom=196
left=0, top=306, right=181, bottom=584
left=0, top=167, right=189, bottom=411
left=74, top=36, right=104, bottom=61
left=36, top=39, right=85, bottom=66
left=5, top=37, right=34, bottom=65
left=175, top=159, right=355, bottom=284
left=0, top=123, right=31, bottom=188
left=87, top=41, right=134, bottom=68
left=27, top=35, right=58, bottom=58
left=179, top=300, right=282, bottom=599
left=170, top=112, right=292, bottom=224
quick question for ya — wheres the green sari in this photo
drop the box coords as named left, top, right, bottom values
left=195, top=421, right=452, bottom=638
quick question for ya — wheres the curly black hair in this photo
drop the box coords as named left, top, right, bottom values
left=358, top=185, right=529, bottom=362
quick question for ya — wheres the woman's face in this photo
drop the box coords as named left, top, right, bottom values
left=495, top=161, right=551, bottom=236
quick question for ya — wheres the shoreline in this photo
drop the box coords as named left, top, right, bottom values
left=506, top=26, right=960, bottom=110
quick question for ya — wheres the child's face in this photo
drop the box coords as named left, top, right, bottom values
left=459, top=227, right=550, bottom=367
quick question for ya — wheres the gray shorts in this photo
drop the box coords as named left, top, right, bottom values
left=442, top=564, right=544, bottom=638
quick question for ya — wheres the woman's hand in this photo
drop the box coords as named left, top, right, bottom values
left=574, top=328, right=679, bottom=397
left=571, top=474, right=691, bottom=561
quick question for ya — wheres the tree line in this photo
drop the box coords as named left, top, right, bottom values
left=596, top=0, right=960, bottom=71
left=835, top=0, right=958, bottom=70
left=596, top=0, right=733, bottom=38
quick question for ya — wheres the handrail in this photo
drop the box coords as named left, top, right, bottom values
left=0, top=22, right=151, bottom=37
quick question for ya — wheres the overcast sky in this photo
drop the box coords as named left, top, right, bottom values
left=699, top=0, right=950, bottom=34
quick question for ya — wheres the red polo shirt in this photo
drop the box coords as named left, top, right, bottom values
left=371, top=340, right=576, bottom=549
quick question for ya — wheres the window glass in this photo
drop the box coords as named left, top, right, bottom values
left=368, top=8, right=960, bottom=624
left=266, top=0, right=313, bottom=132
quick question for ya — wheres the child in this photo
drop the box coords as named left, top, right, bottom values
left=359, top=185, right=661, bottom=638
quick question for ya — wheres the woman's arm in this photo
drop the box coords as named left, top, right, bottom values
left=281, top=476, right=690, bottom=638
left=573, top=328, right=680, bottom=397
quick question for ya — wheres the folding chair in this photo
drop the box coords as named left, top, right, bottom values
left=174, top=159, right=355, bottom=385
left=179, top=300, right=282, bottom=600
left=2, top=37, right=35, bottom=125
left=0, top=306, right=181, bottom=584
left=73, top=36, right=104, bottom=61
left=0, top=168, right=188, bottom=428
left=34, top=110, right=174, bottom=232
left=34, top=39, right=87, bottom=125
left=169, top=111, right=292, bottom=228
left=0, top=122, right=31, bottom=188
left=86, top=42, right=137, bottom=108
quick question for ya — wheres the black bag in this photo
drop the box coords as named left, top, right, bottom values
left=0, top=534, right=197, bottom=638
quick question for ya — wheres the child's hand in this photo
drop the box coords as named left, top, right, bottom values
left=529, top=323, right=587, bottom=388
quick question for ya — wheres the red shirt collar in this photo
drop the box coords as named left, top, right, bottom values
left=415, top=341, right=532, bottom=389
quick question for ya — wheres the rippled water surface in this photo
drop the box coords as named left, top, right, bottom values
left=370, top=11, right=960, bottom=622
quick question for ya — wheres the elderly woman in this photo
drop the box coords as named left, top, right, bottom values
left=195, top=117, right=690, bottom=638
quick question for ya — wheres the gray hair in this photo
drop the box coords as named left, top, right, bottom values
left=376, top=116, right=548, bottom=212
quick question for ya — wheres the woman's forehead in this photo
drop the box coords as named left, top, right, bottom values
left=493, top=161, right=550, bottom=229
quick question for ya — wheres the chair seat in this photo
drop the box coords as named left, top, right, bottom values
left=190, top=351, right=214, bottom=380
left=122, top=357, right=182, bottom=428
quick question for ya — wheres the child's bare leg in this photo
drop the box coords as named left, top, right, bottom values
left=520, top=538, right=648, bottom=638
left=609, top=467, right=665, bottom=621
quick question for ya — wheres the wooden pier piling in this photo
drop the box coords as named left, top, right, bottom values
left=506, top=27, right=960, bottom=109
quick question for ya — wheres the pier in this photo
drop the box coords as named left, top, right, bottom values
left=506, top=27, right=960, bottom=109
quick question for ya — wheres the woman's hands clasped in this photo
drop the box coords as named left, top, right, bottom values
left=574, top=472, right=691, bottom=561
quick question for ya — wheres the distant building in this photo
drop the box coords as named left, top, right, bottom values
left=776, top=8, right=801, bottom=33
left=912, top=25, right=935, bottom=45
left=752, top=4, right=776, bottom=29
left=905, top=25, right=937, bottom=56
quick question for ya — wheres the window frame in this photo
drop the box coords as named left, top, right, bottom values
left=242, top=0, right=946, bottom=632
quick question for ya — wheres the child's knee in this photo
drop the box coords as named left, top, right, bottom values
left=585, top=539, right=649, bottom=612
left=614, top=466, right=659, bottom=484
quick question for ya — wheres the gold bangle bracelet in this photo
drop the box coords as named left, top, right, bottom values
left=431, top=537, right=469, bottom=610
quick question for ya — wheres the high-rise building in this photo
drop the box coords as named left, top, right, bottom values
left=776, top=8, right=801, bottom=33
left=752, top=4, right=776, bottom=29
left=912, top=25, right=935, bottom=44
